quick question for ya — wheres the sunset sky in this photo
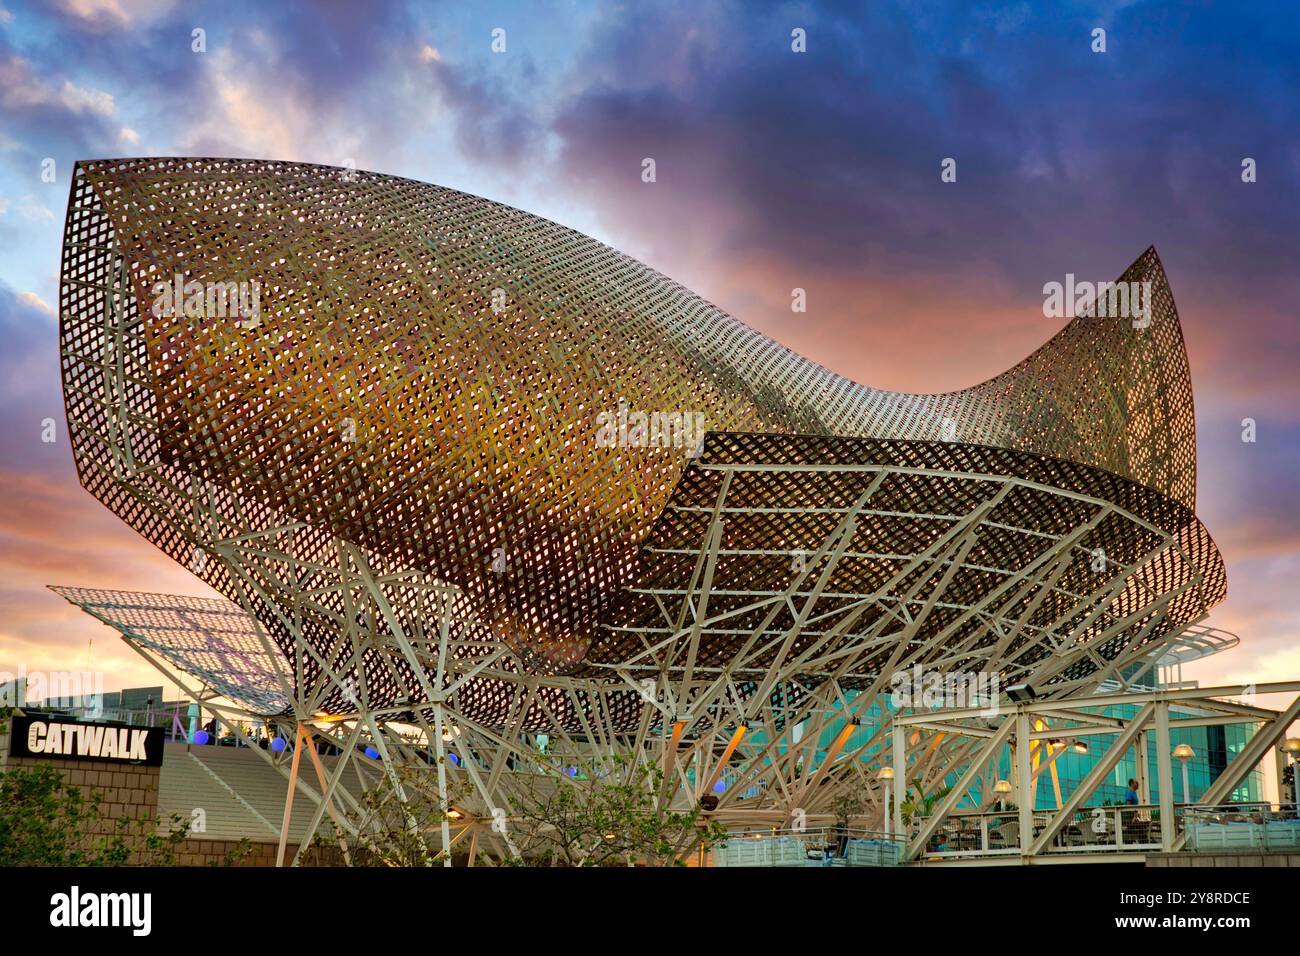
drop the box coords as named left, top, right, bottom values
left=0, top=0, right=1297, bottom=703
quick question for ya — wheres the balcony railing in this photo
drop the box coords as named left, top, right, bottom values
left=915, top=804, right=1176, bottom=858
left=713, top=827, right=904, bottom=867
left=913, top=801, right=1300, bottom=859
left=1183, top=803, right=1300, bottom=852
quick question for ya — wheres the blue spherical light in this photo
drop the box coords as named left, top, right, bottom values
left=713, top=780, right=727, bottom=794
left=448, top=753, right=459, bottom=766
left=365, top=746, right=380, bottom=759
left=270, top=736, right=287, bottom=752
left=192, top=730, right=209, bottom=745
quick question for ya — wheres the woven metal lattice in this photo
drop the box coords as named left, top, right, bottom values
left=48, top=586, right=291, bottom=714
left=59, top=157, right=1220, bottom=721
left=595, top=432, right=1225, bottom=688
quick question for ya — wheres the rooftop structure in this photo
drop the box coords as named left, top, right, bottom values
left=53, top=158, right=1248, bottom=863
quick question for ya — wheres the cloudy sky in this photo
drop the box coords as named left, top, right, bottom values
left=0, top=0, right=1297, bottom=702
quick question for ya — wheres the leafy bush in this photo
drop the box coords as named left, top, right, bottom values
left=0, top=709, right=250, bottom=866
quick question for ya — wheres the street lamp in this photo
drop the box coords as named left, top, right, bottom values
left=878, top=766, right=895, bottom=837
left=994, top=778, right=1013, bottom=810
left=1280, top=738, right=1300, bottom=813
left=1173, top=743, right=1195, bottom=804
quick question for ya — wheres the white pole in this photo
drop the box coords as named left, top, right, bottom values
left=433, top=704, right=453, bottom=867
left=884, top=782, right=892, bottom=838
left=1293, top=756, right=1299, bottom=813
left=891, top=729, right=906, bottom=840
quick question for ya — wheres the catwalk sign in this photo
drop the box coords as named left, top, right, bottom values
left=8, top=713, right=164, bottom=766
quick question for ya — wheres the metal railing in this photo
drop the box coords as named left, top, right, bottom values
left=1183, top=803, right=1300, bottom=852
left=915, top=801, right=1300, bottom=859
left=713, top=827, right=904, bottom=867
left=25, top=702, right=186, bottom=733
left=714, top=803, right=1299, bottom=865
left=915, top=803, right=1179, bottom=858
left=29, top=703, right=265, bottom=747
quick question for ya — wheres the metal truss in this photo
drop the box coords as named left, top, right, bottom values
left=61, top=158, right=1206, bottom=687
left=893, top=681, right=1300, bottom=864
left=57, top=426, right=1229, bottom=859
left=51, top=157, right=1238, bottom=863
left=579, top=438, right=1223, bottom=828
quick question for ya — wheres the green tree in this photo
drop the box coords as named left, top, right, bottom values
left=899, top=784, right=953, bottom=827
left=831, top=792, right=869, bottom=831
left=0, top=762, right=199, bottom=866
left=499, top=754, right=728, bottom=867
left=305, top=761, right=470, bottom=867
left=0, top=710, right=249, bottom=866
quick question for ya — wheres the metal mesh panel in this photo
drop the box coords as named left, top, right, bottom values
left=596, top=432, right=1224, bottom=688
left=58, top=157, right=1219, bottom=721
left=48, top=586, right=291, bottom=715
